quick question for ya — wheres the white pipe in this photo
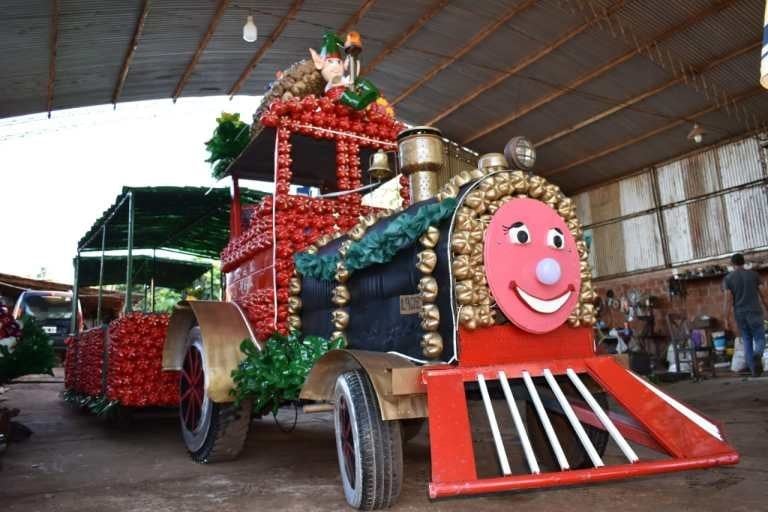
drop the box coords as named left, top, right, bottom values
left=566, top=368, right=639, bottom=463
left=522, top=370, right=570, bottom=470
left=477, top=373, right=512, bottom=476
left=628, top=371, right=722, bottom=441
left=761, top=1, right=768, bottom=89
left=543, top=369, right=604, bottom=468
left=316, top=182, right=381, bottom=198
left=498, top=370, right=540, bottom=474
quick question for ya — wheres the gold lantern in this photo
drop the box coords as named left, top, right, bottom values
left=397, top=126, right=445, bottom=204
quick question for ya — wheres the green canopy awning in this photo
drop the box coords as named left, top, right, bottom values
left=77, top=186, right=265, bottom=258
left=77, top=256, right=212, bottom=290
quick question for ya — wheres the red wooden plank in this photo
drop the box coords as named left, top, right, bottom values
left=424, top=358, right=589, bottom=382
left=570, top=403, right=664, bottom=453
left=425, top=371, right=477, bottom=484
left=429, top=454, right=739, bottom=498
left=586, top=357, right=736, bottom=459
left=458, top=324, right=594, bottom=367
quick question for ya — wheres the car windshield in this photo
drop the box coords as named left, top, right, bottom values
left=21, top=295, right=72, bottom=321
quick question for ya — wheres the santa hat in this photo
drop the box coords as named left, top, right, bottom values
left=319, top=31, right=344, bottom=60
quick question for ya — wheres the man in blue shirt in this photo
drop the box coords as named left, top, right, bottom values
left=723, top=253, right=768, bottom=377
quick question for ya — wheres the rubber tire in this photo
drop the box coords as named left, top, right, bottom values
left=181, top=327, right=252, bottom=463
left=525, top=385, right=609, bottom=470
left=333, top=370, right=403, bottom=510
left=401, top=419, right=425, bottom=443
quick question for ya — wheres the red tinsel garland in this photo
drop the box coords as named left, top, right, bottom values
left=107, top=313, right=178, bottom=407
left=399, top=174, right=410, bottom=207
left=75, top=327, right=106, bottom=396
left=220, top=94, right=403, bottom=343
left=0, top=304, right=21, bottom=339
left=63, top=314, right=179, bottom=407
left=63, top=336, right=78, bottom=390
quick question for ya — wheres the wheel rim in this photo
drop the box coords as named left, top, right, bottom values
left=180, top=345, right=205, bottom=431
left=338, top=396, right=356, bottom=488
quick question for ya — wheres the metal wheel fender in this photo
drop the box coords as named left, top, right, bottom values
left=300, top=349, right=428, bottom=421
left=162, top=300, right=258, bottom=403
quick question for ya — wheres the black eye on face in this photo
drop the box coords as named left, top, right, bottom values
left=547, top=228, right=565, bottom=249
left=505, top=222, right=530, bottom=245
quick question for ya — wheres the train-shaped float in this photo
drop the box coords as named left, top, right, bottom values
left=67, top=30, right=738, bottom=510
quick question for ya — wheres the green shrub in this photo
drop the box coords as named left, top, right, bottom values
left=0, top=318, right=56, bottom=384
left=230, top=331, right=344, bottom=414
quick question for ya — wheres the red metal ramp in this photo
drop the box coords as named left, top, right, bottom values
left=423, top=356, right=739, bottom=499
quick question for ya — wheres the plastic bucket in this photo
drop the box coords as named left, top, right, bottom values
left=713, top=332, right=726, bottom=353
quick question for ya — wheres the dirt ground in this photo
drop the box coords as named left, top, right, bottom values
left=1, top=370, right=766, bottom=512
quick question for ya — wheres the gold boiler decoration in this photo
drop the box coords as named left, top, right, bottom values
left=416, top=224, right=443, bottom=359
left=397, top=126, right=446, bottom=205
left=435, top=139, right=595, bottom=330
left=324, top=208, right=395, bottom=346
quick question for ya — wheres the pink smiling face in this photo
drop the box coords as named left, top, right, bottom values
left=484, top=197, right=581, bottom=334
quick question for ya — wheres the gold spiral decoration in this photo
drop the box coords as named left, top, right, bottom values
left=434, top=163, right=595, bottom=330
left=287, top=270, right=303, bottom=332
left=323, top=208, right=395, bottom=347
left=415, top=222, right=443, bottom=359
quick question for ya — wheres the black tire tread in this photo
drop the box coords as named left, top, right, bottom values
left=400, top=418, right=425, bottom=443
left=526, top=388, right=609, bottom=470
left=190, top=400, right=251, bottom=463
left=342, top=370, right=403, bottom=510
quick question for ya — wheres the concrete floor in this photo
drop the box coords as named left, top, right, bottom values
left=1, top=371, right=766, bottom=512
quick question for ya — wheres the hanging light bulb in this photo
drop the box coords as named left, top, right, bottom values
left=687, top=123, right=705, bottom=144
left=243, top=14, right=257, bottom=43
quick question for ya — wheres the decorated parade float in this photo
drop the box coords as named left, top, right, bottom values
left=67, top=31, right=738, bottom=510
left=62, top=186, right=260, bottom=416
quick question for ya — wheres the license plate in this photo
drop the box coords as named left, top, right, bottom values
left=43, top=326, right=57, bottom=334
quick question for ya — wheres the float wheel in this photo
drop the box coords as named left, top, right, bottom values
left=525, top=380, right=609, bottom=470
left=400, top=418, right=425, bottom=443
left=333, top=370, right=403, bottom=510
left=180, top=327, right=251, bottom=463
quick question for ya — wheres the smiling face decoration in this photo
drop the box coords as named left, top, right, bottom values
left=484, top=197, right=581, bottom=334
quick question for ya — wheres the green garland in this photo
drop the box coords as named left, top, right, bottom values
left=295, top=197, right=457, bottom=281
left=0, top=318, right=56, bottom=384
left=230, top=331, right=344, bottom=414
left=62, top=390, right=119, bottom=416
left=205, top=112, right=251, bottom=179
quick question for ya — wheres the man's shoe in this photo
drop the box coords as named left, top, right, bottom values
left=752, top=356, right=763, bottom=377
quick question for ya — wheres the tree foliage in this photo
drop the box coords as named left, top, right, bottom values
left=205, top=112, right=251, bottom=179
left=230, top=331, right=344, bottom=414
left=0, top=318, right=56, bottom=384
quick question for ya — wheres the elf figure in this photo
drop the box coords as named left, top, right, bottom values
left=309, top=31, right=379, bottom=110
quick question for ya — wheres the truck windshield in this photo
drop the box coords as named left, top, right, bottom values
left=21, top=295, right=72, bottom=321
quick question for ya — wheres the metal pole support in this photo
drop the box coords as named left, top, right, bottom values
left=70, top=253, right=80, bottom=334
left=97, top=225, right=106, bottom=324
left=124, top=191, right=135, bottom=313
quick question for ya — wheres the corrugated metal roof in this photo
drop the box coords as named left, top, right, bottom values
left=1, top=0, right=766, bottom=194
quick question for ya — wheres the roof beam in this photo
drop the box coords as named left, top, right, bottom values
left=541, top=86, right=762, bottom=178
left=391, top=0, right=537, bottom=106
left=112, top=0, right=152, bottom=107
left=426, top=0, right=626, bottom=126
left=462, top=0, right=739, bottom=145
left=46, top=0, right=60, bottom=118
left=172, top=0, right=230, bottom=102
left=338, top=0, right=377, bottom=34
left=361, top=0, right=448, bottom=76
left=534, top=40, right=761, bottom=148
left=227, top=0, right=303, bottom=97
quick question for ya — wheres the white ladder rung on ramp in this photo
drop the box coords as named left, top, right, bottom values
left=498, top=370, right=540, bottom=474
left=476, top=373, right=512, bottom=475
left=566, top=368, right=639, bottom=463
left=522, top=370, right=570, bottom=470
left=543, top=368, right=604, bottom=468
